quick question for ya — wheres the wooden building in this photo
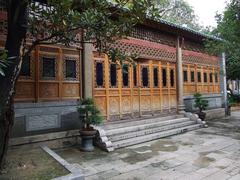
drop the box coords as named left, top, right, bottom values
left=0, top=3, right=226, bottom=146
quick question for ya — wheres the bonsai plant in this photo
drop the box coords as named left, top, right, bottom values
left=78, top=98, right=103, bottom=151
left=193, top=93, right=209, bottom=120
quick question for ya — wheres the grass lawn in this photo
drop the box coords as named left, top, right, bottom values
left=0, top=147, right=69, bottom=180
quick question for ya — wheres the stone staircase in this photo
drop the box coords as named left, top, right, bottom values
left=94, top=113, right=205, bottom=152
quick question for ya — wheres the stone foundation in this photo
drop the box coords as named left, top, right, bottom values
left=13, top=101, right=81, bottom=138
left=184, top=94, right=223, bottom=112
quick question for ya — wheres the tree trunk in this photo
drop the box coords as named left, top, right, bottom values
left=0, top=0, right=28, bottom=170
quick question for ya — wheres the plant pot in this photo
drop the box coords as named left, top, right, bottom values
left=79, top=129, right=97, bottom=152
left=197, top=111, right=206, bottom=121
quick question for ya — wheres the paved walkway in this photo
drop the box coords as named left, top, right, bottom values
left=56, top=112, right=240, bottom=180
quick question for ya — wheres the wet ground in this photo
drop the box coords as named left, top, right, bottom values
left=56, top=111, right=240, bottom=180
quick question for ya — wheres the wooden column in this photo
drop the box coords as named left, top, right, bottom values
left=176, top=36, right=185, bottom=113
left=35, top=46, right=40, bottom=102
left=83, top=43, right=93, bottom=98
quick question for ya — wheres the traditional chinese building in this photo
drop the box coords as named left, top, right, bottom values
left=0, top=2, right=227, bottom=149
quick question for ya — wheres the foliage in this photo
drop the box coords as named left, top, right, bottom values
left=227, top=92, right=240, bottom=106
left=27, top=0, right=157, bottom=64
left=205, top=0, right=240, bottom=80
left=151, top=0, right=203, bottom=31
left=0, top=50, right=8, bottom=76
left=193, top=93, right=209, bottom=112
left=77, top=98, right=103, bottom=129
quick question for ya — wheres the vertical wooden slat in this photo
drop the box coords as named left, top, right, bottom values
left=79, top=50, right=83, bottom=99
left=159, top=61, right=163, bottom=112
left=58, top=48, right=63, bottom=100
left=167, top=62, right=171, bottom=112
left=104, top=55, right=110, bottom=120
left=149, top=60, right=153, bottom=114
left=35, top=46, right=40, bottom=102
left=138, top=63, right=141, bottom=116
left=130, top=64, right=134, bottom=117
left=195, top=64, right=197, bottom=93
left=119, top=63, right=122, bottom=119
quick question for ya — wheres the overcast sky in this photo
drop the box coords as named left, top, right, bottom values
left=185, top=0, right=229, bottom=27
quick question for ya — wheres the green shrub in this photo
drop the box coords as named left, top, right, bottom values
left=193, top=93, right=208, bottom=113
left=78, top=98, right=103, bottom=129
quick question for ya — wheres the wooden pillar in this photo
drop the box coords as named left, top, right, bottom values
left=104, top=55, right=110, bottom=120
left=176, top=36, right=185, bottom=113
left=35, top=46, right=40, bottom=102
left=82, top=43, right=93, bottom=98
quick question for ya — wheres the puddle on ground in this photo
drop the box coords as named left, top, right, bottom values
left=120, top=140, right=178, bottom=164
left=199, top=150, right=225, bottom=156
left=193, top=154, right=216, bottom=168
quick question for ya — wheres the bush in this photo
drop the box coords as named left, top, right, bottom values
left=193, top=93, right=208, bottom=113
left=78, top=98, right=103, bottom=129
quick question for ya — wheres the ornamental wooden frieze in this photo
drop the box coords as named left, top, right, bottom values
left=110, top=38, right=176, bottom=62
left=183, top=50, right=219, bottom=67
left=130, top=26, right=176, bottom=47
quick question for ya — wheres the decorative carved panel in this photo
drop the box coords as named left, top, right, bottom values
left=15, top=82, right=35, bottom=99
left=122, top=96, right=131, bottom=113
left=62, top=83, right=80, bottom=97
left=39, top=83, right=59, bottom=98
left=109, top=97, right=120, bottom=115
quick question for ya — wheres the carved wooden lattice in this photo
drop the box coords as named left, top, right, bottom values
left=111, top=38, right=176, bottom=62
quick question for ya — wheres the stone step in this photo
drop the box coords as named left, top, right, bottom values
left=106, top=117, right=190, bottom=136
left=112, top=124, right=202, bottom=149
left=109, top=120, right=195, bottom=142
left=103, top=114, right=184, bottom=130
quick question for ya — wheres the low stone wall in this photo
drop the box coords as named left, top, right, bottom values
left=184, top=94, right=223, bottom=112
left=13, top=101, right=81, bottom=138
left=205, top=108, right=226, bottom=120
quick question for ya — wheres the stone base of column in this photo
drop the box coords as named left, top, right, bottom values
left=177, top=104, right=186, bottom=114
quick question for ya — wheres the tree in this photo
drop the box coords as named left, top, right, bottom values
left=151, top=0, right=203, bottom=31
left=205, top=0, right=240, bottom=80
left=0, top=0, right=156, bottom=170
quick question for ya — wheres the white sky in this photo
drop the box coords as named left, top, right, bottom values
left=185, top=0, right=229, bottom=27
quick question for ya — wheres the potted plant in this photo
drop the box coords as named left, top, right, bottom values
left=78, top=98, right=103, bottom=151
left=193, top=93, right=209, bottom=121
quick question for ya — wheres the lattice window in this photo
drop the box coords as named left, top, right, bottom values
left=63, top=57, right=79, bottom=81
left=110, top=63, right=117, bottom=88
left=153, top=67, right=159, bottom=87
left=191, top=71, right=195, bottom=82
left=215, top=73, right=218, bottom=83
left=204, top=72, right=208, bottom=83
left=209, top=73, right=213, bottom=83
left=65, top=60, right=76, bottom=79
left=183, top=70, right=188, bottom=82
left=95, top=61, right=104, bottom=88
left=133, top=66, right=137, bottom=87
left=197, top=72, right=201, bottom=82
left=141, top=66, right=149, bottom=88
left=162, top=68, right=167, bottom=87
left=122, top=64, right=129, bottom=88
left=170, top=69, right=175, bottom=87
left=20, top=55, right=31, bottom=77
left=41, top=57, right=57, bottom=80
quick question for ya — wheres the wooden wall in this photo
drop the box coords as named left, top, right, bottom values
left=15, top=45, right=82, bottom=102
left=93, top=53, right=177, bottom=120
left=183, top=64, right=220, bottom=95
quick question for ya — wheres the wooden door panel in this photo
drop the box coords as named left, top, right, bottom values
left=109, top=96, right=120, bottom=115
left=95, top=96, right=107, bottom=117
